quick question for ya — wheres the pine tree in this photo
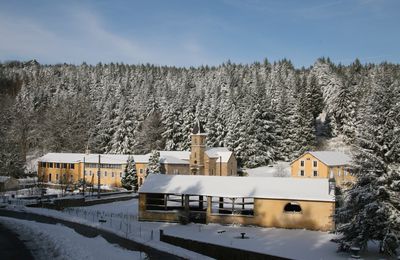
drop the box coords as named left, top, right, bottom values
left=148, top=150, right=161, bottom=174
left=121, top=156, right=137, bottom=191
left=335, top=66, right=400, bottom=256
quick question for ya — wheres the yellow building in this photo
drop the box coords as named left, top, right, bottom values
left=37, top=120, right=238, bottom=188
left=291, top=151, right=355, bottom=187
left=138, top=174, right=336, bottom=231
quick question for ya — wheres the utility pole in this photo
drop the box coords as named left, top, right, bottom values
left=83, top=157, right=86, bottom=198
left=97, top=154, right=101, bottom=199
left=219, top=156, right=222, bottom=176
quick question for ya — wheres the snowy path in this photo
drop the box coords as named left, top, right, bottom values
left=0, top=216, right=145, bottom=260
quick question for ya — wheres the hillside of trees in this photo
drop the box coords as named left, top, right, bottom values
left=0, top=58, right=399, bottom=175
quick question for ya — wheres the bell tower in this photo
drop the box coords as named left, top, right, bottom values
left=190, top=119, right=207, bottom=175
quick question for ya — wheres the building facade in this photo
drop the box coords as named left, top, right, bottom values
left=291, top=151, right=355, bottom=187
left=37, top=120, right=237, bottom=188
left=138, top=174, right=336, bottom=231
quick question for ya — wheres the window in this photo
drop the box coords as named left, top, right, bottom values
left=56, top=174, right=59, bottom=180
left=284, top=202, right=302, bottom=213
left=62, top=163, right=67, bottom=169
left=300, top=160, right=304, bottom=167
left=49, top=174, right=52, bottom=182
left=41, top=162, right=46, bottom=167
left=112, top=172, right=114, bottom=177
left=104, top=171, right=107, bottom=177
left=210, top=197, right=254, bottom=216
left=313, top=170, right=318, bottom=177
left=300, top=170, right=304, bottom=176
left=211, top=169, right=214, bottom=175
left=56, top=163, right=60, bottom=168
left=313, top=161, right=318, bottom=167
left=70, top=164, right=75, bottom=169
left=119, top=172, right=122, bottom=178
left=49, top=163, right=53, bottom=168
left=140, top=169, right=143, bottom=174
left=89, top=170, right=92, bottom=176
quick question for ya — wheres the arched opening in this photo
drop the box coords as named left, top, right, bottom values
left=284, top=202, right=302, bottom=213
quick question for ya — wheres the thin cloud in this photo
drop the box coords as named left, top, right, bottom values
left=0, top=6, right=217, bottom=66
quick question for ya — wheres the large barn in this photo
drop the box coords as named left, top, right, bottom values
left=138, top=174, right=336, bottom=231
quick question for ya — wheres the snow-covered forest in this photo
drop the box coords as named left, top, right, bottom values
left=0, top=58, right=399, bottom=175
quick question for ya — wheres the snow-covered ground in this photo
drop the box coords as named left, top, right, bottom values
left=2, top=199, right=394, bottom=260
left=245, top=161, right=291, bottom=177
left=0, top=216, right=145, bottom=260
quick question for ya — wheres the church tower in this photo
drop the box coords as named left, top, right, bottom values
left=190, top=119, right=207, bottom=175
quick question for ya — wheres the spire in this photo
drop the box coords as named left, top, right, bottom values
left=192, top=118, right=206, bottom=134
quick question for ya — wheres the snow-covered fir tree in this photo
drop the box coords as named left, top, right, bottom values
left=148, top=150, right=161, bottom=174
left=121, top=156, right=137, bottom=191
left=0, top=58, right=399, bottom=172
left=335, top=66, right=400, bottom=256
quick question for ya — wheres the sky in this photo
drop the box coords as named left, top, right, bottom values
left=0, top=0, right=399, bottom=68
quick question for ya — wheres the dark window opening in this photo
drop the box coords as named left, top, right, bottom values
left=284, top=202, right=302, bottom=213
left=313, top=161, right=318, bottom=167
left=300, top=160, right=304, bottom=167
left=70, top=164, right=75, bottom=169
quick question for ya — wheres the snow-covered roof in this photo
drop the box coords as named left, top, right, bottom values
left=38, top=153, right=149, bottom=164
left=139, top=175, right=334, bottom=202
left=159, top=151, right=190, bottom=161
left=308, top=151, right=352, bottom=166
left=205, top=147, right=233, bottom=163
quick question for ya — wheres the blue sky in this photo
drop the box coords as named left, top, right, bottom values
left=0, top=0, right=399, bottom=67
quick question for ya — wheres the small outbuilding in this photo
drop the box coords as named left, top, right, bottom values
left=0, top=176, right=19, bottom=192
left=138, top=175, right=335, bottom=231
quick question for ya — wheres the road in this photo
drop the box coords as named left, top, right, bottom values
left=0, top=222, right=34, bottom=260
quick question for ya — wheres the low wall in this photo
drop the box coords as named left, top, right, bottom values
left=28, top=195, right=136, bottom=210
left=159, top=230, right=289, bottom=260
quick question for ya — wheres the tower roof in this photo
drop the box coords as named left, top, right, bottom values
left=192, top=119, right=206, bottom=134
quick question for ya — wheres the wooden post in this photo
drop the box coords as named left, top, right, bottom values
left=199, top=195, right=203, bottom=209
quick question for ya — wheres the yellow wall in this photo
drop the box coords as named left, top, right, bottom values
left=254, top=198, right=334, bottom=231
left=163, top=164, right=190, bottom=175
left=38, top=162, right=80, bottom=184
left=291, top=153, right=354, bottom=187
left=138, top=193, right=181, bottom=222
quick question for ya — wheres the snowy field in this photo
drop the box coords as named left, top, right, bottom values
left=246, top=161, right=291, bottom=177
left=0, top=216, right=145, bottom=260
left=2, top=198, right=395, bottom=260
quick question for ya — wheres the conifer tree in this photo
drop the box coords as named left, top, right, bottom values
left=121, top=156, right=137, bottom=191
left=148, top=150, right=161, bottom=174
left=335, top=67, right=400, bottom=256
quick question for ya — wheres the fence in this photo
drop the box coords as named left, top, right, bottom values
left=62, top=207, right=156, bottom=242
